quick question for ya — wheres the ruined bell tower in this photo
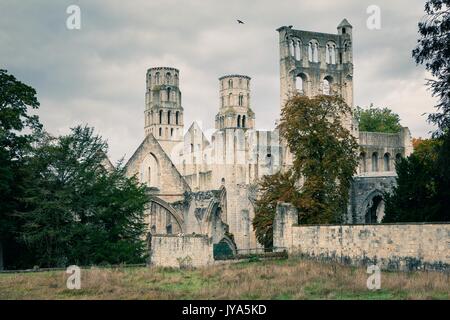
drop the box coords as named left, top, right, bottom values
left=144, top=67, right=184, bottom=156
left=277, top=19, right=354, bottom=110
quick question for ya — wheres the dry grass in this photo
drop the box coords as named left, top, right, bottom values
left=0, top=258, right=448, bottom=300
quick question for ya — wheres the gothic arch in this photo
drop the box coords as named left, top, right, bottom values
left=139, top=152, right=160, bottom=188
left=148, top=196, right=185, bottom=233
left=361, top=190, right=385, bottom=224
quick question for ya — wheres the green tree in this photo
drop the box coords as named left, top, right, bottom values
left=383, top=135, right=449, bottom=222
left=253, top=95, right=358, bottom=247
left=253, top=170, right=298, bottom=248
left=20, top=126, right=149, bottom=267
left=384, top=0, right=450, bottom=223
left=412, top=0, right=450, bottom=134
left=355, top=105, right=402, bottom=133
left=0, top=69, right=42, bottom=269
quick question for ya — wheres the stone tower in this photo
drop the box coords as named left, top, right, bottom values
left=277, top=19, right=354, bottom=109
left=145, top=67, right=184, bottom=156
left=215, top=75, right=255, bottom=130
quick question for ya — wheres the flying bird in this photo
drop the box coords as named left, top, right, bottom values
left=237, top=19, right=244, bottom=24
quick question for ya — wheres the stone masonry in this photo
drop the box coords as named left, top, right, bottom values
left=273, top=203, right=450, bottom=271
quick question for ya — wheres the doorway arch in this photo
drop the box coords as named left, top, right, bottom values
left=363, top=191, right=385, bottom=223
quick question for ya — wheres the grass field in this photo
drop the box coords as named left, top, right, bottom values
left=0, top=258, right=449, bottom=300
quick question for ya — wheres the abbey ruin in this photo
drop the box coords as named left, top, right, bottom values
left=122, top=20, right=414, bottom=261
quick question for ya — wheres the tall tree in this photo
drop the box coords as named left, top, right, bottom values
left=253, top=95, right=358, bottom=247
left=354, top=105, right=402, bottom=133
left=0, top=69, right=42, bottom=269
left=385, top=0, right=450, bottom=223
left=412, top=0, right=450, bottom=134
left=20, top=126, right=149, bottom=267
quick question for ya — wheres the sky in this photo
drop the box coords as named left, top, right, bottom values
left=0, top=0, right=437, bottom=163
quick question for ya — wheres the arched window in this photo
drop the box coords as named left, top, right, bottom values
left=294, top=39, right=301, bottom=60
left=242, top=115, right=246, bottom=128
left=313, top=42, right=319, bottom=62
left=295, top=74, right=304, bottom=93
left=395, top=153, right=402, bottom=163
left=165, top=72, right=171, bottom=84
left=384, top=153, right=391, bottom=171
left=175, top=111, right=179, bottom=125
left=289, top=39, right=295, bottom=57
left=308, top=40, right=319, bottom=62
left=228, top=93, right=233, bottom=105
left=238, top=94, right=243, bottom=106
left=308, top=42, right=313, bottom=62
left=331, top=44, right=336, bottom=64
left=174, top=73, right=178, bottom=85
left=322, top=77, right=331, bottom=95
left=155, top=72, right=160, bottom=84
left=237, top=115, right=241, bottom=128
left=326, top=42, right=336, bottom=64
left=228, top=79, right=233, bottom=88
left=360, top=152, right=367, bottom=173
left=372, top=152, right=378, bottom=172
left=159, top=127, right=162, bottom=136
left=167, top=87, right=171, bottom=101
left=170, top=128, right=174, bottom=137
left=159, top=110, right=163, bottom=124
left=167, top=111, right=171, bottom=124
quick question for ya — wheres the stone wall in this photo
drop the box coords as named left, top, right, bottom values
left=273, top=203, right=450, bottom=271
left=150, top=234, right=213, bottom=268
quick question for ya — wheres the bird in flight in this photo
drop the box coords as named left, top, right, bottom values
left=237, top=19, right=244, bottom=24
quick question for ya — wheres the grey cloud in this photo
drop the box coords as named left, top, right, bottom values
left=0, top=0, right=437, bottom=162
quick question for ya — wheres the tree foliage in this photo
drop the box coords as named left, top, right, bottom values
left=383, top=135, right=449, bottom=222
left=253, top=170, right=298, bottom=248
left=0, top=69, right=42, bottom=268
left=253, top=95, right=358, bottom=247
left=354, top=104, right=402, bottom=133
left=412, top=0, right=450, bottom=134
left=384, top=0, right=450, bottom=223
left=19, top=126, right=149, bottom=267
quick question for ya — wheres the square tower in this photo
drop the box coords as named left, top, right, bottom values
left=277, top=19, right=354, bottom=109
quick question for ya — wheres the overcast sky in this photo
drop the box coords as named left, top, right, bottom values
left=0, top=0, right=437, bottom=163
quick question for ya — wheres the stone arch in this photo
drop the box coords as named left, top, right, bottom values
left=295, top=72, right=307, bottom=93
left=322, top=75, right=333, bottom=95
left=362, top=190, right=385, bottom=223
left=140, top=152, right=160, bottom=188
left=308, top=39, right=319, bottom=62
left=146, top=196, right=185, bottom=234
left=326, top=41, right=337, bottom=64
left=384, top=152, right=391, bottom=171
left=213, top=235, right=238, bottom=260
left=165, top=72, right=171, bottom=84
left=359, top=152, right=367, bottom=173
left=372, top=152, right=379, bottom=172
